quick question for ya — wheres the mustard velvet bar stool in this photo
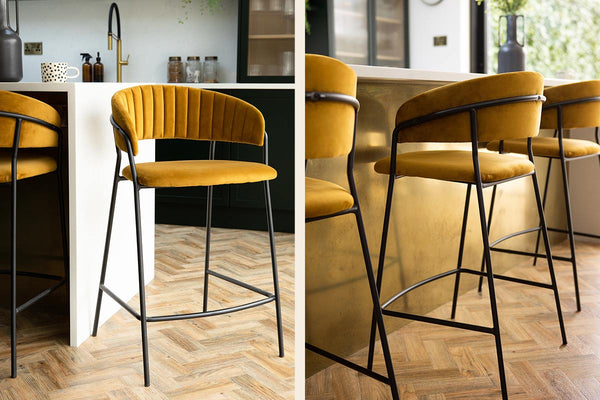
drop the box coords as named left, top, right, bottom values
left=305, top=54, right=399, bottom=399
left=91, top=85, right=283, bottom=386
left=0, top=91, right=68, bottom=378
left=368, top=72, right=567, bottom=400
left=486, top=80, right=600, bottom=311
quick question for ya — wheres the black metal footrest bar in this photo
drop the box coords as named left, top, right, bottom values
left=382, top=309, right=495, bottom=335
left=100, top=284, right=275, bottom=322
left=0, top=270, right=64, bottom=281
left=547, top=227, right=600, bottom=240
left=490, top=247, right=572, bottom=263
left=382, top=269, right=462, bottom=309
left=208, top=270, right=273, bottom=298
left=16, top=278, right=66, bottom=314
left=489, top=227, right=541, bottom=248
left=305, top=343, right=390, bottom=384
left=382, top=267, right=553, bottom=311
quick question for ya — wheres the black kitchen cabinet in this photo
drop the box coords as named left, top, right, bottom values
left=155, top=89, right=294, bottom=233
left=237, top=0, right=295, bottom=83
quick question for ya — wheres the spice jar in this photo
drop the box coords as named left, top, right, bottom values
left=203, top=56, right=218, bottom=83
left=185, top=56, right=203, bottom=83
left=168, top=56, right=183, bottom=83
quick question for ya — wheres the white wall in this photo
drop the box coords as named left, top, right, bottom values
left=409, top=0, right=470, bottom=72
left=17, top=0, right=238, bottom=83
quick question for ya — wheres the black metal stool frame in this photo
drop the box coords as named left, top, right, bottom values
left=92, top=116, right=283, bottom=387
left=480, top=96, right=600, bottom=312
left=366, top=94, right=567, bottom=400
left=305, top=91, right=400, bottom=400
left=0, top=110, right=68, bottom=378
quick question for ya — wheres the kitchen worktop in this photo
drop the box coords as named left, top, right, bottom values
left=0, top=82, right=294, bottom=90
left=350, top=64, right=575, bottom=87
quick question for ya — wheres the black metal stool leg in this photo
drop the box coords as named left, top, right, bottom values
left=531, top=172, right=568, bottom=344
left=533, top=158, right=553, bottom=266
left=559, top=154, right=581, bottom=311
left=203, top=185, right=213, bottom=313
left=92, top=156, right=122, bottom=336
left=264, top=181, right=284, bottom=357
left=133, top=183, right=151, bottom=386
left=367, top=174, right=395, bottom=370
left=355, top=205, right=399, bottom=400
left=478, top=184, right=498, bottom=293
left=451, top=184, right=471, bottom=319
left=10, top=167, right=17, bottom=378
left=474, top=181, right=508, bottom=400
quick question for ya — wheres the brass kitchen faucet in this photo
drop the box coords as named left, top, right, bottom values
left=108, top=2, right=129, bottom=82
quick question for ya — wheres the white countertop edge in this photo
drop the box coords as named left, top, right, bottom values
left=350, top=65, right=577, bottom=87
left=0, top=82, right=294, bottom=90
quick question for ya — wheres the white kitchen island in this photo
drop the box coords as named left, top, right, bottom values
left=0, top=82, right=293, bottom=347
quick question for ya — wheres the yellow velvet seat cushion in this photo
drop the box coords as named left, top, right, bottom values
left=122, top=160, right=277, bottom=188
left=0, top=91, right=61, bottom=148
left=374, top=150, right=534, bottom=183
left=305, top=177, right=354, bottom=219
left=487, top=137, right=600, bottom=159
left=541, top=80, right=600, bottom=129
left=0, top=152, right=57, bottom=182
left=394, top=71, right=544, bottom=143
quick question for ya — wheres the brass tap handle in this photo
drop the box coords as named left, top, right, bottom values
left=120, top=54, right=130, bottom=66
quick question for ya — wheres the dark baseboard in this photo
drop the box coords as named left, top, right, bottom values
left=155, top=198, right=294, bottom=233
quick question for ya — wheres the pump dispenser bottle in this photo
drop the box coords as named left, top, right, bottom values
left=80, top=53, right=93, bottom=82
left=93, top=52, right=104, bottom=82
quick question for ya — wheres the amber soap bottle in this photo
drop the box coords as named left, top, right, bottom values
left=93, top=52, right=104, bottom=82
left=80, top=53, right=93, bottom=82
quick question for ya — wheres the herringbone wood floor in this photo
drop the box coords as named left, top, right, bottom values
left=0, top=225, right=294, bottom=399
left=306, top=239, right=600, bottom=400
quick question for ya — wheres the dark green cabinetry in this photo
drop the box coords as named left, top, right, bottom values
left=155, top=89, right=294, bottom=233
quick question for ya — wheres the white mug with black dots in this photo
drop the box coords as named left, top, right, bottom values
left=41, top=62, right=80, bottom=82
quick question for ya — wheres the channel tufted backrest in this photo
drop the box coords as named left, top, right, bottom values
left=111, top=85, right=266, bottom=156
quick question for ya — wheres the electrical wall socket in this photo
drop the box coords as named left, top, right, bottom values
left=433, top=36, right=447, bottom=46
left=24, top=42, right=43, bottom=55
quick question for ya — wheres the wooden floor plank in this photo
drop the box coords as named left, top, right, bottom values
left=0, top=225, right=294, bottom=399
left=306, top=239, right=600, bottom=399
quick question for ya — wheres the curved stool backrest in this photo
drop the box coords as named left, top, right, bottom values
left=111, top=85, right=265, bottom=156
left=540, top=80, right=600, bottom=129
left=394, top=71, right=545, bottom=144
left=0, top=90, right=61, bottom=148
left=305, top=54, right=358, bottom=160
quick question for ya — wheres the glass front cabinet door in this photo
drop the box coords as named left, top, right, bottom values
left=237, top=0, right=295, bottom=83
left=324, top=0, right=408, bottom=68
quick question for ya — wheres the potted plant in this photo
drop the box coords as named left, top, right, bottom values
left=179, top=0, right=224, bottom=24
left=477, top=0, right=528, bottom=73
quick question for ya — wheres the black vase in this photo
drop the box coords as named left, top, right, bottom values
left=497, top=14, right=525, bottom=73
left=0, top=0, right=22, bottom=82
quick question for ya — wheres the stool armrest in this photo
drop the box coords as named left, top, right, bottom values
left=542, top=96, right=600, bottom=110
left=305, top=91, right=360, bottom=111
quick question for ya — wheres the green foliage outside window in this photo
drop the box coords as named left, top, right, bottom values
left=484, top=0, right=600, bottom=80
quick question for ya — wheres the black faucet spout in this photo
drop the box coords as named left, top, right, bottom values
left=108, top=2, right=121, bottom=39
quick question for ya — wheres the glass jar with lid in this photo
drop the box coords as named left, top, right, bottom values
left=168, top=56, right=183, bottom=83
left=185, top=56, right=203, bottom=83
left=203, top=56, right=218, bottom=83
